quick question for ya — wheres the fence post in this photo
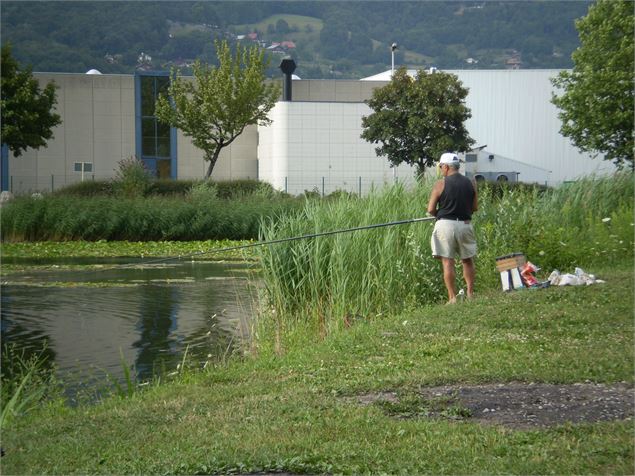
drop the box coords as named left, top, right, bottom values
left=321, top=177, right=325, bottom=197
left=51, top=174, right=54, bottom=192
left=285, top=176, right=287, bottom=194
left=358, top=176, right=362, bottom=196
left=10, top=176, right=13, bottom=193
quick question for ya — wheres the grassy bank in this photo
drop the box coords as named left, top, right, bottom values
left=2, top=264, right=633, bottom=474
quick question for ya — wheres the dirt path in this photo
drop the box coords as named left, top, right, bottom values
left=354, top=382, right=634, bottom=429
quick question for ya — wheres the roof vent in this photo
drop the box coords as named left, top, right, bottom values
left=279, top=58, right=297, bottom=101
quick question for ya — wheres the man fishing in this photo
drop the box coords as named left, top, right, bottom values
left=427, top=152, right=478, bottom=304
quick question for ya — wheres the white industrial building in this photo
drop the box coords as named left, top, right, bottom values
left=0, top=68, right=613, bottom=195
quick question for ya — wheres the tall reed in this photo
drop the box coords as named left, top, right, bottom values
left=256, top=172, right=634, bottom=350
left=1, top=194, right=301, bottom=242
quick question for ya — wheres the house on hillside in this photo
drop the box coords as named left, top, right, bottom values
left=266, top=43, right=286, bottom=54
left=506, top=51, right=522, bottom=70
left=506, top=57, right=522, bottom=69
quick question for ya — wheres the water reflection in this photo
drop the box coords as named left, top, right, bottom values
left=134, top=285, right=178, bottom=380
left=1, top=259, right=257, bottom=395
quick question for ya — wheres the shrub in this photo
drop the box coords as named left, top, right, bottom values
left=188, top=181, right=219, bottom=203
left=112, top=157, right=152, bottom=198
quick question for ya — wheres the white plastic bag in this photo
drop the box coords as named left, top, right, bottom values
left=548, top=268, right=605, bottom=286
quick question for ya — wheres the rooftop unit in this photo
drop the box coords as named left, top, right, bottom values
left=461, top=149, right=551, bottom=185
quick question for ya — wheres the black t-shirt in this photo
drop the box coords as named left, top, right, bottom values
left=436, top=174, right=475, bottom=221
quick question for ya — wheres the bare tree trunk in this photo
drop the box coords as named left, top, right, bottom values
left=204, top=147, right=222, bottom=179
left=415, top=161, right=427, bottom=181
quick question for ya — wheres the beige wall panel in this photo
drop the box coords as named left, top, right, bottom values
left=93, top=144, right=125, bottom=177
left=93, top=88, right=121, bottom=103
left=122, top=131, right=136, bottom=153
left=9, top=153, right=38, bottom=175
left=94, top=100, right=121, bottom=116
left=231, top=159, right=258, bottom=179
left=121, top=103, right=135, bottom=117
left=92, top=76, right=123, bottom=90
left=94, top=119, right=124, bottom=143
left=36, top=159, right=65, bottom=176
left=334, top=81, right=363, bottom=102
left=209, top=153, right=231, bottom=180
left=94, top=115, right=123, bottom=139
left=291, top=80, right=311, bottom=100
left=236, top=124, right=258, bottom=145
left=359, top=81, right=384, bottom=99
left=65, top=132, right=92, bottom=160
left=34, top=134, right=65, bottom=159
left=120, top=76, right=135, bottom=90
left=64, top=104, right=93, bottom=129
left=304, top=81, right=336, bottom=101
left=61, top=81, right=93, bottom=103
left=121, top=142, right=136, bottom=160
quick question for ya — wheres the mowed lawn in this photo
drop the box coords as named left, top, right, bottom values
left=2, top=264, right=633, bottom=475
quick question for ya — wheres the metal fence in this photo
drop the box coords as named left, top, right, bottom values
left=278, top=174, right=417, bottom=197
left=3, top=173, right=418, bottom=197
left=4, top=174, right=113, bottom=195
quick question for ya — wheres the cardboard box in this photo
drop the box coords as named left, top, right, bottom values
left=495, top=253, right=526, bottom=272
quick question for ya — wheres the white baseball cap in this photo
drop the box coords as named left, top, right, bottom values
left=439, top=152, right=461, bottom=165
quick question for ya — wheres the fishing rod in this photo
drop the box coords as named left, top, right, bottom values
left=117, top=215, right=437, bottom=269
left=12, top=216, right=436, bottom=281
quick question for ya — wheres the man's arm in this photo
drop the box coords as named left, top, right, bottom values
left=427, top=180, right=444, bottom=216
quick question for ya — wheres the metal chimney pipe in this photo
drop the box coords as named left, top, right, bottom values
left=279, top=58, right=296, bottom=101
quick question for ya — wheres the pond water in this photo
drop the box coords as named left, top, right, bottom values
left=1, top=257, right=258, bottom=400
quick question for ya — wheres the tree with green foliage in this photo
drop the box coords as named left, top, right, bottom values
left=551, top=0, right=634, bottom=169
left=276, top=18, right=290, bottom=34
left=155, top=40, right=280, bottom=179
left=361, top=67, right=474, bottom=178
left=1, top=44, right=62, bottom=157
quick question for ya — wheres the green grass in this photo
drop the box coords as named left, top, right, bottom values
left=1, top=264, right=633, bottom=475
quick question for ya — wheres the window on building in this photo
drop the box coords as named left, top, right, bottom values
left=139, top=75, right=173, bottom=179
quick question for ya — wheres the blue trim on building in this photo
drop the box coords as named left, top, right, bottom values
left=134, top=71, right=177, bottom=179
left=134, top=74, right=142, bottom=163
left=170, top=122, right=177, bottom=179
left=1, top=144, right=9, bottom=192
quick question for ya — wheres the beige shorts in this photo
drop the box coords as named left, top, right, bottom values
left=431, top=219, right=477, bottom=260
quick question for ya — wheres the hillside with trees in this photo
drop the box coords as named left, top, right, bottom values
left=1, top=1, right=591, bottom=79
